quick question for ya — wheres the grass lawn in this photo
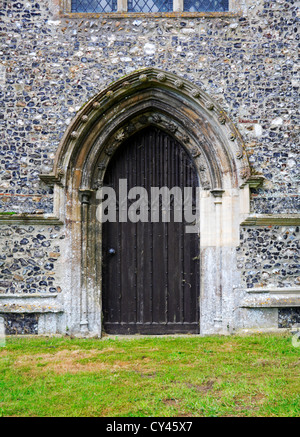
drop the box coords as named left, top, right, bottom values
left=0, top=332, right=299, bottom=417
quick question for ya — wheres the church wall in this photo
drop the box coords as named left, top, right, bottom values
left=0, top=0, right=299, bottom=335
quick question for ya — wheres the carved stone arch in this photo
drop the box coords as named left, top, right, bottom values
left=45, top=68, right=250, bottom=192
left=86, top=109, right=214, bottom=192
left=40, top=68, right=261, bottom=337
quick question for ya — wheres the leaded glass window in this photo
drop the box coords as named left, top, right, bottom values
left=128, top=0, right=173, bottom=12
left=71, top=0, right=117, bottom=12
left=184, top=0, right=228, bottom=12
left=70, top=0, right=229, bottom=12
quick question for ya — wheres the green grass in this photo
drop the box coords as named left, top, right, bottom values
left=0, top=333, right=299, bottom=417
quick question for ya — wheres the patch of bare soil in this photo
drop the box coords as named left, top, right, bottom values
left=216, top=343, right=239, bottom=352
left=251, top=359, right=280, bottom=367
left=176, top=412, right=195, bottom=417
left=186, top=379, right=215, bottom=393
left=13, top=348, right=146, bottom=374
left=227, top=393, right=265, bottom=414
left=138, top=371, right=157, bottom=378
left=162, top=398, right=179, bottom=406
left=288, top=359, right=300, bottom=368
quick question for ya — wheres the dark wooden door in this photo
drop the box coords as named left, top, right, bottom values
left=102, top=127, right=200, bottom=334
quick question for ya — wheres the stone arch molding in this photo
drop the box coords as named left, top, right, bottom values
left=41, top=67, right=251, bottom=195
left=39, top=68, right=260, bottom=337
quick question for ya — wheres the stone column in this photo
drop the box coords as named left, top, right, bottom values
left=173, top=0, right=183, bottom=11
left=211, top=189, right=224, bottom=329
left=79, top=190, right=93, bottom=336
left=117, top=0, right=127, bottom=11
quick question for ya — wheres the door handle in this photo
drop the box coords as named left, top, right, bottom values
left=108, top=248, right=116, bottom=255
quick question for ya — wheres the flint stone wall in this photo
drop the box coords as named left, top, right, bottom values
left=237, top=226, right=300, bottom=289
left=0, top=0, right=299, bottom=334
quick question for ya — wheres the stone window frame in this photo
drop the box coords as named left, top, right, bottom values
left=60, top=0, right=243, bottom=17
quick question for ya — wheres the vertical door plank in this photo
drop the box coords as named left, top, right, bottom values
left=102, top=126, right=200, bottom=334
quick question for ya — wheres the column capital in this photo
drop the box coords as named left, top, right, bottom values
left=210, top=188, right=225, bottom=198
left=79, top=189, right=94, bottom=205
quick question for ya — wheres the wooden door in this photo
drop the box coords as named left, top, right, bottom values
left=102, top=127, right=200, bottom=334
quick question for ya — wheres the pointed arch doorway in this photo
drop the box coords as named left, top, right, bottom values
left=102, top=126, right=200, bottom=334
left=40, top=68, right=253, bottom=337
